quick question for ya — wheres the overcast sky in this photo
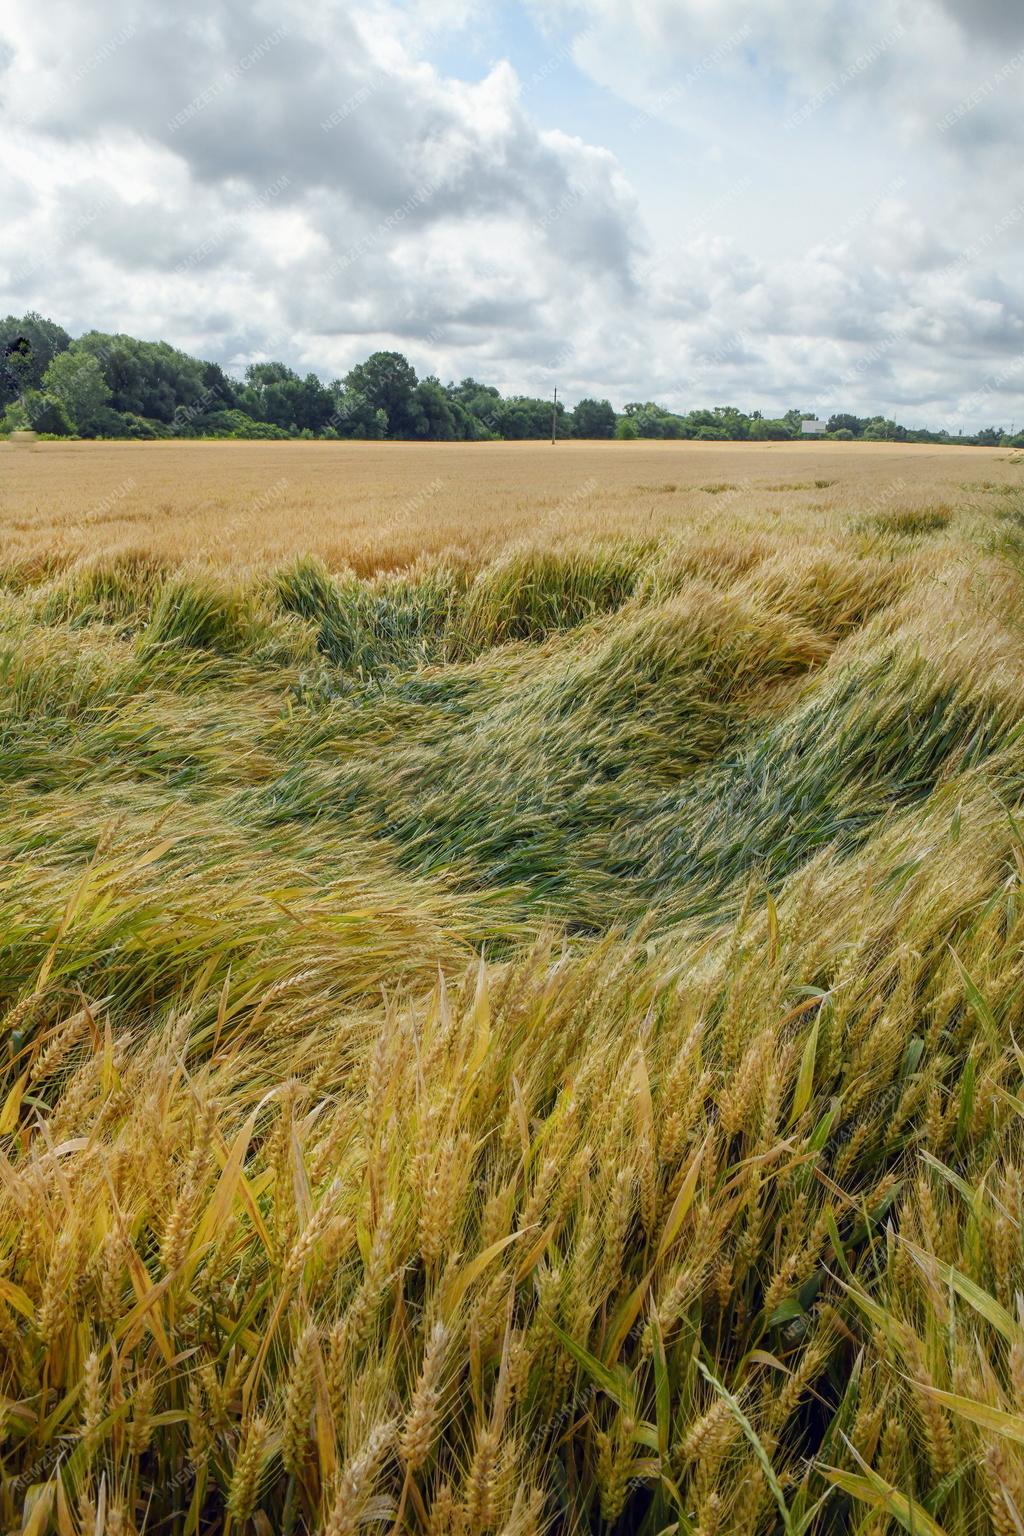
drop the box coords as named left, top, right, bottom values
left=2, top=0, right=1023, bottom=426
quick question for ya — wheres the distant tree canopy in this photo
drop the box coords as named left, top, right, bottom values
left=1, top=313, right=71, bottom=403
left=72, top=332, right=211, bottom=422
left=238, top=362, right=334, bottom=434
left=827, top=413, right=864, bottom=435
left=43, top=351, right=112, bottom=434
left=572, top=398, right=616, bottom=438
left=344, top=351, right=418, bottom=436
left=0, top=313, right=1017, bottom=446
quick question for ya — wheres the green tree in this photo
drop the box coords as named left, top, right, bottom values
left=445, top=379, right=503, bottom=439
left=2, top=389, right=73, bottom=435
left=409, top=377, right=460, bottom=439
left=201, top=362, right=237, bottom=409
left=344, top=352, right=418, bottom=436
left=327, top=383, right=387, bottom=439
left=75, top=333, right=207, bottom=422
left=827, top=413, right=864, bottom=435
left=297, top=373, right=335, bottom=433
left=43, top=350, right=112, bottom=434
left=571, top=398, right=616, bottom=438
left=494, top=396, right=567, bottom=439
left=237, top=362, right=298, bottom=428
left=861, top=416, right=904, bottom=441
left=748, top=417, right=793, bottom=440
left=625, top=402, right=688, bottom=438
left=710, top=406, right=750, bottom=438
left=234, top=363, right=333, bottom=433
left=0, top=313, right=71, bottom=404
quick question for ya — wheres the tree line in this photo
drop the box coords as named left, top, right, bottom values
left=2, top=312, right=1019, bottom=447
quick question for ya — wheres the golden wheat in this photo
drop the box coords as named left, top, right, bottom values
left=0, top=447, right=1022, bottom=1531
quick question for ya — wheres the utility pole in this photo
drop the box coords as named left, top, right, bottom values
left=551, top=387, right=558, bottom=445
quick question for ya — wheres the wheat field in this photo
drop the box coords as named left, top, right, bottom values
left=1, top=440, right=1024, bottom=1534
left=2, top=438, right=1020, bottom=574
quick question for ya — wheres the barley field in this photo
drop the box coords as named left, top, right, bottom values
left=1, top=439, right=1024, bottom=1535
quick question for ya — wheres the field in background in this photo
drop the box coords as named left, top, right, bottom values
left=1, top=446, right=1024, bottom=1533
left=1, top=437, right=1021, bottom=573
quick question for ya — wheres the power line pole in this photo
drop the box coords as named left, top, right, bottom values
left=551, top=387, right=558, bottom=445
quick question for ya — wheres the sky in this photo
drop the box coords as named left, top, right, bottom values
left=1, top=0, right=1023, bottom=428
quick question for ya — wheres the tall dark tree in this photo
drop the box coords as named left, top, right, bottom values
left=201, top=362, right=237, bottom=409
left=42, top=350, right=112, bottom=433
left=239, top=362, right=334, bottom=432
left=75, top=333, right=207, bottom=422
left=344, top=352, right=418, bottom=436
left=326, top=382, right=387, bottom=438
left=445, top=378, right=503, bottom=438
left=571, top=397, right=616, bottom=438
left=0, top=313, right=71, bottom=403
left=827, top=413, right=864, bottom=435
left=409, top=377, right=460, bottom=439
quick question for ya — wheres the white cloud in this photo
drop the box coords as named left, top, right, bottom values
left=0, top=0, right=638, bottom=371
left=1, top=0, right=1022, bottom=426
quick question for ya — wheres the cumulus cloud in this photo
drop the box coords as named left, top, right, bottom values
left=0, top=0, right=638, bottom=379
left=1, top=0, right=1022, bottom=425
left=533, top=0, right=1024, bottom=422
